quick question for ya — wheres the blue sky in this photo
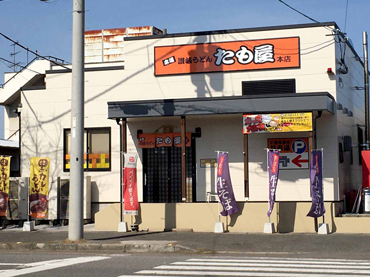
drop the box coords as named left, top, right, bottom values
left=1, top=0, right=369, bottom=139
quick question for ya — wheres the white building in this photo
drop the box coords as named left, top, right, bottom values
left=1, top=22, right=369, bottom=233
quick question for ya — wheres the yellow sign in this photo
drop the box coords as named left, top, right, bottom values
left=0, top=157, right=11, bottom=217
left=243, top=113, right=312, bottom=134
left=29, top=157, right=50, bottom=218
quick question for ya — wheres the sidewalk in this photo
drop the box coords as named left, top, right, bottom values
left=1, top=223, right=370, bottom=258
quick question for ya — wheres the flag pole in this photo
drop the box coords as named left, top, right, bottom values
left=321, top=148, right=325, bottom=224
left=264, top=148, right=270, bottom=223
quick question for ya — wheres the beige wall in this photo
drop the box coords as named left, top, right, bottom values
left=95, top=201, right=370, bottom=234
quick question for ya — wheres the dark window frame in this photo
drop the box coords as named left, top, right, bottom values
left=63, top=127, right=111, bottom=172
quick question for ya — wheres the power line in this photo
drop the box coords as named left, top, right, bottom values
left=0, top=32, right=70, bottom=70
left=0, top=57, right=43, bottom=75
left=278, top=0, right=335, bottom=33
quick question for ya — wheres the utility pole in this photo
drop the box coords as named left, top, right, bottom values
left=364, top=32, right=370, bottom=149
left=68, top=0, right=85, bottom=241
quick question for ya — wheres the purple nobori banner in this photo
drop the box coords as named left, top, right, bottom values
left=217, top=152, right=239, bottom=216
left=307, top=150, right=325, bottom=218
left=267, top=150, right=280, bottom=218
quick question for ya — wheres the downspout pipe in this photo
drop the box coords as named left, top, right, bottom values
left=313, top=111, right=323, bottom=149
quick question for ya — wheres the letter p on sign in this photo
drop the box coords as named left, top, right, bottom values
left=292, top=139, right=307, bottom=154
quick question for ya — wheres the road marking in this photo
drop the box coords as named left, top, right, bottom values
left=173, top=261, right=370, bottom=269
left=117, top=256, right=370, bottom=277
left=0, top=256, right=111, bottom=277
left=188, top=258, right=370, bottom=265
left=135, top=270, right=370, bottom=277
left=155, top=265, right=370, bottom=274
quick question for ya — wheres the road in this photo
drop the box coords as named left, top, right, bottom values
left=1, top=252, right=370, bottom=277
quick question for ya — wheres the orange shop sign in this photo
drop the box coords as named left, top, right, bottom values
left=154, top=37, right=299, bottom=76
left=138, top=132, right=191, bottom=148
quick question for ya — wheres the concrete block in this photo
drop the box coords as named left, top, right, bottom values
left=318, top=223, right=330, bottom=234
left=23, top=221, right=35, bottom=232
left=263, top=222, right=275, bottom=234
left=118, top=222, right=128, bottom=232
left=214, top=222, right=224, bottom=233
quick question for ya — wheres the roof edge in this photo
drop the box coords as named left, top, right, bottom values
left=124, top=22, right=338, bottom=41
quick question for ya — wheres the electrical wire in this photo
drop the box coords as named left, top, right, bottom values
left=0, top=32, right=70, bottom=70
left=0, top=57, right=43, bottom=75
left=278, top=0, right=335, bottom=32
left=278, top=0, right=349, bottom=72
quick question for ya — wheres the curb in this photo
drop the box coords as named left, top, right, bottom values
left=0, top=242, right=197, bottom=253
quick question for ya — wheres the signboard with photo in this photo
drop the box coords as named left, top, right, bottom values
left=243, top=113, right=312, bottom=134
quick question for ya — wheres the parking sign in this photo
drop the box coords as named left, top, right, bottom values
left=268, top=138, right=309, bottom=169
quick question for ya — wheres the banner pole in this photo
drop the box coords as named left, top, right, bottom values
left=121, top=152, right=123, bottom=223
left=266, top=148, right=270, bottom=223
left=218, top=199, right=221, bottom=222
left=215, top=151, right=220, bottom=223
left=321, top=148, right=325, bottom=224
left=27, top=177, right=30, bottom=222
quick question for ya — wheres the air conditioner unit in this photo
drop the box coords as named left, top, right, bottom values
left=7, top=178, right=28, bottom=220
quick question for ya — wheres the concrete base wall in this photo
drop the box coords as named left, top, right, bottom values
left=94, top=202, right=370, bottom=233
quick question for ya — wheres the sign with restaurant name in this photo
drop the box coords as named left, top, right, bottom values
left=243, top=113, right=312, bottom=134
left=138, top=132, right=191, bottom=148
left=154, top=37, right=299, bottom=76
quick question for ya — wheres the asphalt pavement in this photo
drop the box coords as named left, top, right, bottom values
left=1, top=223, right=370, bottom=259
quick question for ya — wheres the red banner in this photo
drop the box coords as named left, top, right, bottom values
left=123, top=153, right=139, bottom=215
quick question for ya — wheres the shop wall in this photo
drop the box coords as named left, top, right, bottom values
left=334, top=41, right=365, bottom=200
left=248, top=113, right=338, bottom=202
left=121, top=25, right=337, bottom=101
left=17, top=24, right=344, bottom=217
left=4, top=98, right=20, bottom=141
left=20, top=69, right=124, bottom=219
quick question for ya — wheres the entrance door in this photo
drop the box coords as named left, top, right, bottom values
left=143, top=137, right=195, bottom=203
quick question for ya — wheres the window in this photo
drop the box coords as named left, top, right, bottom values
left=64, top=127, right=111, bottom=171
left=242, top=79, right=296, bottom=95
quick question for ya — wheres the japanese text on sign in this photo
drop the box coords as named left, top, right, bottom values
left=155, top=37, right=299, bottom=76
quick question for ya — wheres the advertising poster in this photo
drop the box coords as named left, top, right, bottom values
left=29, top=157, right=50, bottom=218
left=123, top=153, right=139, bottom=215
left=243, top=113, right=312, bottom=134
left=216, top=152, right=239, bottom=216
left=307, top=150, right=325, bottom=218
left=0, top=157, right=11, bottom=217
left=268, top=138, right=309, bottom=169
left=267, top=150, right=280, bottom=218
left=155, top=37, right=299, bottom=76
